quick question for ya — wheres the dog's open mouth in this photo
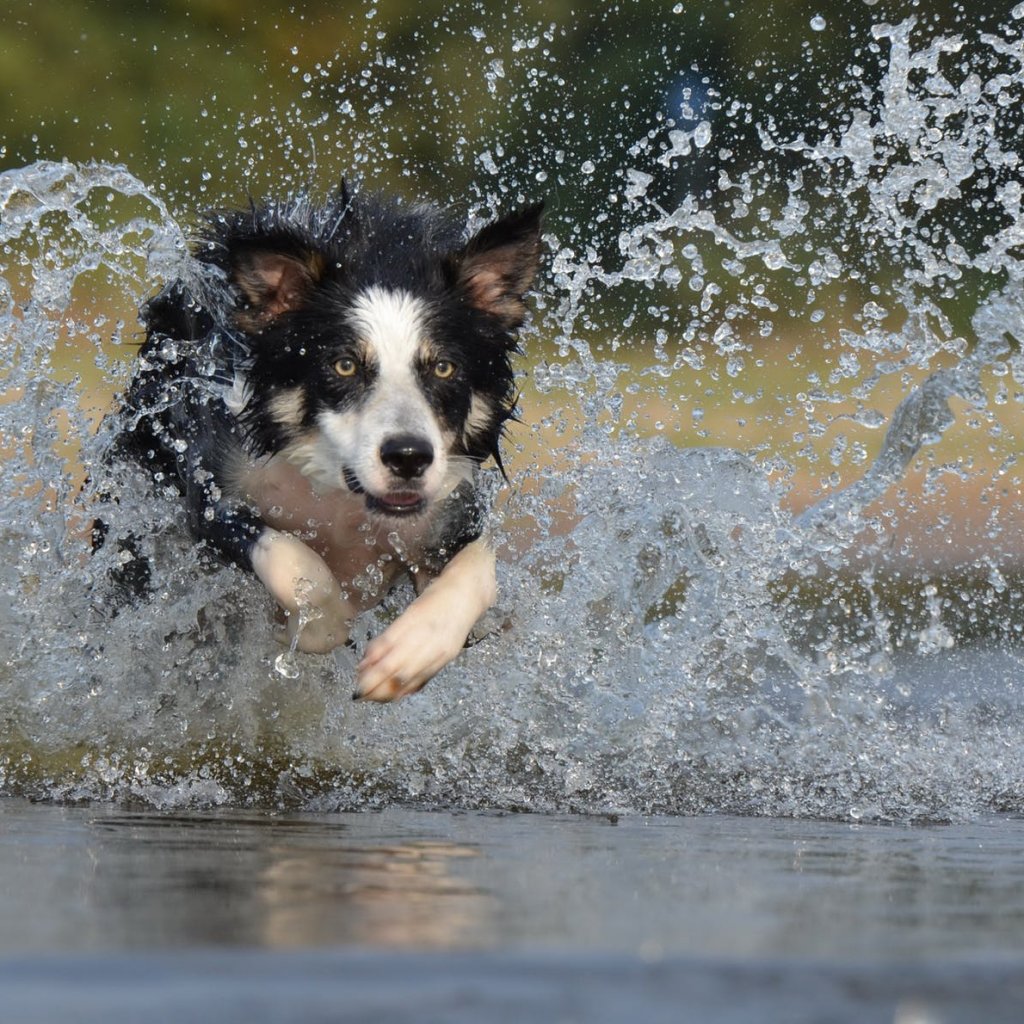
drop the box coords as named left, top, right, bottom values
left=366, top=491, right=427, bottom=516
left=344, top=468, right=427, bottom=516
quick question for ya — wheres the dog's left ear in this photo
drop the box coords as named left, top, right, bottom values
left=231, top=248, right=326, bottom=323
left=455, top=203, right=544, bottom=329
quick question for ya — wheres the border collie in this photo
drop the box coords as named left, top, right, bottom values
left=110, top=184, right=542, bottom=702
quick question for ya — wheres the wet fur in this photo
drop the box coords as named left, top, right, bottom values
left=110, top=186, right=542, bottom=701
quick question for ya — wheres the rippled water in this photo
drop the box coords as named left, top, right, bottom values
left=2, top=9, right=1024, bottom=822
left=8, top=800, right=1024, bottom=960
left=2, top=799, right=1024, bottom=1023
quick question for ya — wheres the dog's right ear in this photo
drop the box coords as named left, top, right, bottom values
left=231, top=248, right=326, bottom=325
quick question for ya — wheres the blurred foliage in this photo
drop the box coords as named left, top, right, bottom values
left=3, top=0, right=1019, bottom=339
left=1, top=0, right=1012, bottom=207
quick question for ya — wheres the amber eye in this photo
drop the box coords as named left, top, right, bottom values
left=334, top=357, right=358, bottom=378
left=433, top=360, right=456, bottom=380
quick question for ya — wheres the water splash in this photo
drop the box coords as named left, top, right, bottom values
left=2, top=13, right=1024, bottom=822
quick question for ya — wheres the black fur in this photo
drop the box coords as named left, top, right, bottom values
left=108, top=185, right=543, bottom=582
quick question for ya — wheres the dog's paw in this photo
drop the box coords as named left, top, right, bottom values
left=251, top=530, right=351, bottom=653
left=354, top=589, right=469, bottom=702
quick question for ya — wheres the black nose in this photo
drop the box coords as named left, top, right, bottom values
left=380, top=435, right=434, bottom=480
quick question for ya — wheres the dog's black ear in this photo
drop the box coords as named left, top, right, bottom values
left=455, top=203, right=544, bottom=328
left=231, top=249, right=326, bottom=324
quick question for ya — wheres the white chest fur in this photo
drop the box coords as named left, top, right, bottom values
left=237, top=454, right=437, bottom=603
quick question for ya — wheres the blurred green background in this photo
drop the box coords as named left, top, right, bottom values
left=3, top=1, right=1011, bottom=224
left=2, top=0, right=1023, bottom=579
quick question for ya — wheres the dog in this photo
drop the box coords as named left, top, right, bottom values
left=108, top=183, right=543, bottom=702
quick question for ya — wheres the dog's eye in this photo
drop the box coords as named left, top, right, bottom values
left=433, top=360, right=456, bottom=380
left=334, top=357, right=358, bottom=378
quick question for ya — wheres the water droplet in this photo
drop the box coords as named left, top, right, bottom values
left=274, top=652, right=301, bottom=679
left=810, top=15, right=827, bottom=30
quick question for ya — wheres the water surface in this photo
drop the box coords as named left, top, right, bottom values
left=2, top=799, right=1023, bottom=1021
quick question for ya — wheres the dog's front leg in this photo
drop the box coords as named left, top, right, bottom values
left=251, top=529, right=354, bottom=654
left=354, top=537, right=497, bottom=702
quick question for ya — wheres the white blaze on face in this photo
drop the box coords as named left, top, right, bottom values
left=314, top=286, right=449, bottom=499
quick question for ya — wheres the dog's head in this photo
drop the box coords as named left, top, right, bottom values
left=206, top=191, right=543, bottom=517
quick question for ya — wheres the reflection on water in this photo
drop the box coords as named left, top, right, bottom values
left=63, top=810, right=490, bottom=951
left=4, top=799, right=1024, bottom=961
left=255, top=835, right=487, bottom=949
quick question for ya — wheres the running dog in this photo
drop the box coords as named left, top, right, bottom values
left=110, top=184, right=542, bottom=701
